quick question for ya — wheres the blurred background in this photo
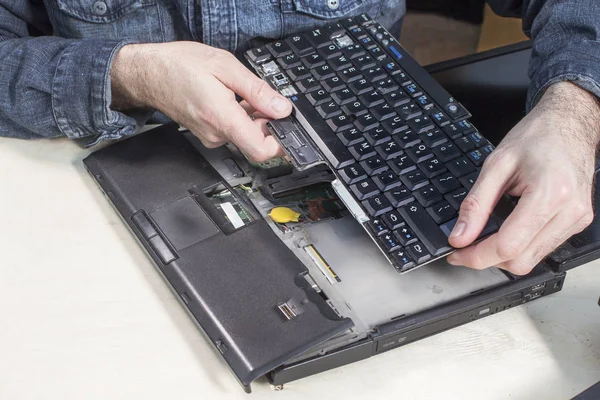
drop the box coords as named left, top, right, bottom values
left=401, top=0, right=528, bottom=65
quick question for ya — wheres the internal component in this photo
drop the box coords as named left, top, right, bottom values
left=267, top=118, right=324, bottom=170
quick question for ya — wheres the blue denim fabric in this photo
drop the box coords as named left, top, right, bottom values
left=0, top=1, right=599, bottom=143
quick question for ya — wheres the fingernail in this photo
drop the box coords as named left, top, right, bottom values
left=446, top=254, right=460, bottom=265
left=271, top=97, right=289, bottom=113
left=449, top=221, right=466, bottom=238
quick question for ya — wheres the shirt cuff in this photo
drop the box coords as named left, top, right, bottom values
left=527, top=39, right=600, bottom=112
left=51, top=38, right=141, bottom=143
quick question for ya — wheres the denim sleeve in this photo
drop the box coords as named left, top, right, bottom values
left=488, top=0, right=600, bottom=111
left=0, top=2, right=139, bottom=142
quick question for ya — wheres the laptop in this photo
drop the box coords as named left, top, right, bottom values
left=83, top=17, right=600, bottom=392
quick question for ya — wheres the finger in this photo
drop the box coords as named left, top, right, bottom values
left=497, top=201, right=595, bottom=275
left=448, top=153, right=516, bottom=248
left=216, top=100, right=281, bottom=162
left=239, top=100, right=255, bottom=115
left=254, top=117, right=286, bottom=157
left=214, top=57, right=292, bottom=119
left=448, top=188, right=559, bottom=269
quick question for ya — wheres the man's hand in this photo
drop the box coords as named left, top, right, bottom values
left=110, top=42, right=292, bottom=162
left=447, top=81, right=600, bottom=275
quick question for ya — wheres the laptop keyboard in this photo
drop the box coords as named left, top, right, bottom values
left=245, top=14, right=499, bottom=273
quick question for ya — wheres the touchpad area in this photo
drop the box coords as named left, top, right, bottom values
left=150, top=196, right=219, bottom=251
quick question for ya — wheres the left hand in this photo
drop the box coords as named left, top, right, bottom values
left=447, top=81, right=600, bottom=275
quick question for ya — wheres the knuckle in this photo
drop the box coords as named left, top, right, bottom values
left=459, top=193, right=482, bottom=216
left=249, top=79, right=272, bottom=101
left=496, top=237, right=523, bottom=260
left=506, top=259, right=535, bottom=276
left=483, top=148, right=510, bottom=168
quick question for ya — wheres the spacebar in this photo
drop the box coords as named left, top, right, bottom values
left=398, top=203, right=452, bottom=256
left=291, top=94, right=354, bottom=169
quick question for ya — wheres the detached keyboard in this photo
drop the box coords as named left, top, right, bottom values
left=245, top=14, right=499, bottom=273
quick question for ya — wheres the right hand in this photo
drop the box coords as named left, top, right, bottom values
left=110, top=42, right=292, bottom=162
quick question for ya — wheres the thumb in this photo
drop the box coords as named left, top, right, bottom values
left=449, top=156, right=514, bottom=248
left=215, top=58, right=292, bottom=119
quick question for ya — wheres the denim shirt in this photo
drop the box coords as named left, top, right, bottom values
left=0, top=1, right=599, bottom=143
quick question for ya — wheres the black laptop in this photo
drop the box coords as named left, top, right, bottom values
left=83, top=17, right=600, bottom=392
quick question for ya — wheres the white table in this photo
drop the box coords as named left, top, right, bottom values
left=1, top=136, right=599, bottom=400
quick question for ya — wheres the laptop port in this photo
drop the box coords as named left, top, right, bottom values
left=531, top=283, right=546, bottom=292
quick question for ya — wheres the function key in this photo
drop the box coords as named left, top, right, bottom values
left=382, top=59, right=402, bottom=75
left=442, top=123, right=463, bottom=139
left=356, top=13, right=373, bottom=26
left=430, top=108, right=451, bottom=126
left=359, top=36, right=376, bottom=49
left=286, top=34, right=315, bottom=56
left=454, top=135, right=476, bottom=152
left=457, top=120, right=475, bottom=134
left=368, top=45, right=386, bottom=60
left=468, top=131, right=486, bottom=147
left=404, top=82, right=423, bottom=98
left=247, top=47, right=272, bottom=64
left=307, top=28, right=333, bottom=48
left=467, top=149, right=487, bottom=166
left=349, top=26, right=367, bottom=40
left=341, top=17, right=359, bottom=30
left=416, top=94, right=434, bottom=110
left=267, top=40, right=292, bottom=57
